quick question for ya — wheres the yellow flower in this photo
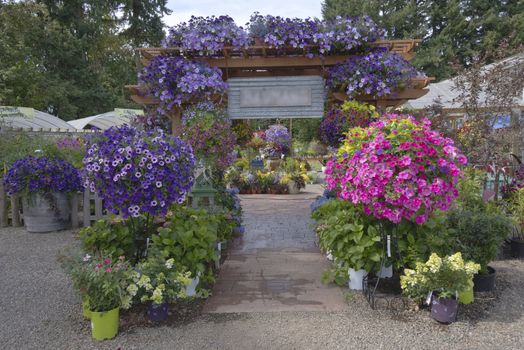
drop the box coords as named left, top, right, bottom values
left=126, top=283, right=138, bottom=297
left=426, top=253, right=442, bottom=273
left=151, top=288, right=163, bottom=304
left=446, top=252, right=465, bottom=271
left=121, top=295, right=132, bottom=310
left=165, top=258, right=175, bottom=269
left=137, top=274, right=151, bottom=288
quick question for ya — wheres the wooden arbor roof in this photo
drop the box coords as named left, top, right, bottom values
left=125, top=39, right=431, bottom=110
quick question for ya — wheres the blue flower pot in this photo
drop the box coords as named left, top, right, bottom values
left=147, top=302, right=168, bottom=322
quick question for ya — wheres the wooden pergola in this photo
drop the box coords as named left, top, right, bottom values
left=125, top=39, right=431, bottom=133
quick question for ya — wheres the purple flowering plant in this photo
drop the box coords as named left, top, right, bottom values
left=163, top=13, right=384, bottom=57
left=327, top=49, right=418, bottom=97
left=139, top=55, right=227, bottom=115
left=3, top=156, right=82, bottom=196
left=83, top=125, right=195, bottom=219
left=263, top=124, right=291, bottom=157
left=248, top=14, right=383, bottom=54
left=181, top=104, right=237, bottom=170
left=164, top=15, right=251, bottom=55
left=319, top=101, right=379, bottom=148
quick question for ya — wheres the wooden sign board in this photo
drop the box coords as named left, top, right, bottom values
left=228, top=76, right=326, bottom=119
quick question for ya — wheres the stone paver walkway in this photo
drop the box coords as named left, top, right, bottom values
left=204, top=185, right=348, bottom=313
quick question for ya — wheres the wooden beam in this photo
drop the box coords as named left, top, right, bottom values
left=332, top=88, right=429, bottom=103
left=170, top=108, right=182, bottom=136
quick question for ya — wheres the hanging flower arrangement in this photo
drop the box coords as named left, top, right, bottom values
left=261, top=124, right=291, bottom=157
left=83, top=125, right=196, bottom=218
left=327, top=49, right=418, bottom=97
left=163, top=13, right=384, bottom=56
left=325, top=114, right=467, bottom=225
left=139, top=55, right=227, bottom=115
left=319, top=101, right=379, bottom=148
left=181, top=103, right=237, bottom=170
left=164, top=15, right=251, bottom=55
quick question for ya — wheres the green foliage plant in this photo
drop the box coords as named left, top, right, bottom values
left=150, top=206, right=219, bottom=279
left=79, top=217, right=135, bottom=259
left=446, top=169, right=514, bottom=274
left=312, top=199, right=382, bottom=284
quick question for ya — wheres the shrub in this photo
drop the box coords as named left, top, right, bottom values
left=128, top=255, right=192, bottom=306
left=312, top=200, right=382, bottom=285
left=150, top=206, right=218, bottom=280
left=79, top=218, right=135, bottom=258
left=400, top=252, right=480, bottom=302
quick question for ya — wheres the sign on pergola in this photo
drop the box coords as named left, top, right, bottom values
left=125, top=39, right=431, bottom=133
left=228, top=76, right=326, bottom=119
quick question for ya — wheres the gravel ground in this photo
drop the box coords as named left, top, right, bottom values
left=1, top=227, right=524, bottom=350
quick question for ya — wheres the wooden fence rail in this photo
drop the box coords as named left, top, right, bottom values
left=0, top=186, right=106, bottom=229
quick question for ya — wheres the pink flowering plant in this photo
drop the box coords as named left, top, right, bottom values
left=61, top=254, right=132, bottom=312
left=325, top=114, right=467, bottom=225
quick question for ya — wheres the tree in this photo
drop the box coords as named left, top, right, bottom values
left=322, top=0, right=524, bottom=81
left=120, top=0, right=172, bottom=47
left=1, top=1, right=171, bottom=120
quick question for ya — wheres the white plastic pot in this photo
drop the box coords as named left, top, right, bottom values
left=185, top=272, right=201, bottom=297
left=348, top=268, right=368, bottom=290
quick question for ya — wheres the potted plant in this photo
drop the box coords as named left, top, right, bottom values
left=128, top=256, right=191, bottom=322
left=64, top=255, right=130, bottom=340
left=508, top=187, right=524, bottom=258
left=150, top=206, right=219, bottom=298
left=400, top=253, right=480, bottom=323
left=3, top=156, right=82, bottom=232
left=446, top=172, right=514, bottom=292
left=312, top=199, right=382, bottom=290
left=83, top=125, right=196, bottom=263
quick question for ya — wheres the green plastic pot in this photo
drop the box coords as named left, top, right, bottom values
left=459, top=279, right=474, bottom=305
left=82, top=298, right=91, bottom=319
left=91, top=307, right=119, bottom=341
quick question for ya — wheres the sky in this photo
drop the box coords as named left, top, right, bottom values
left=164, top=0, right=322, bottom=28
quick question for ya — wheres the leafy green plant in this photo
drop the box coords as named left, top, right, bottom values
left=445, top=171, right=514, bottom=274
left=400, top=252, right=480, bottom=301
left=79, top=218, right=136, bottom=259
left=62, top=254, right=131, bottom=312
left=446, top=208, right=513, bottom=274
left=312, top=199, right=382, bottom=283
left=150, top=206, right=218, bottom=279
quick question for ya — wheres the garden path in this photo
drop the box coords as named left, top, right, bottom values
left=204, top=185, right=349, bottom=313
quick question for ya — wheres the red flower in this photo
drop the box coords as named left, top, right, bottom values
left=103, top=258, right=111, bottom=265
left=105, top=267, right=113, bottom=273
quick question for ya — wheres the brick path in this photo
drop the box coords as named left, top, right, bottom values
left=204, top=185, right=348, bottom=313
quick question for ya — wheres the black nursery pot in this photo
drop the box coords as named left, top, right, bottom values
left=473, top=266, right=496, bottom=292
left=510, top=238, right=524, bottom=258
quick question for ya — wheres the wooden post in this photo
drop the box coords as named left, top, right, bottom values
left=0, top=181, right=7, bottom=227
left=170, top=107, right=182, bottom=136
left=94, top=193, right=103, bottom=220
left=71, top=192, right=79, bottom=229
left=11, top=195, right=21, bottom=227
left=83, top=189, right=90, bottom=227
